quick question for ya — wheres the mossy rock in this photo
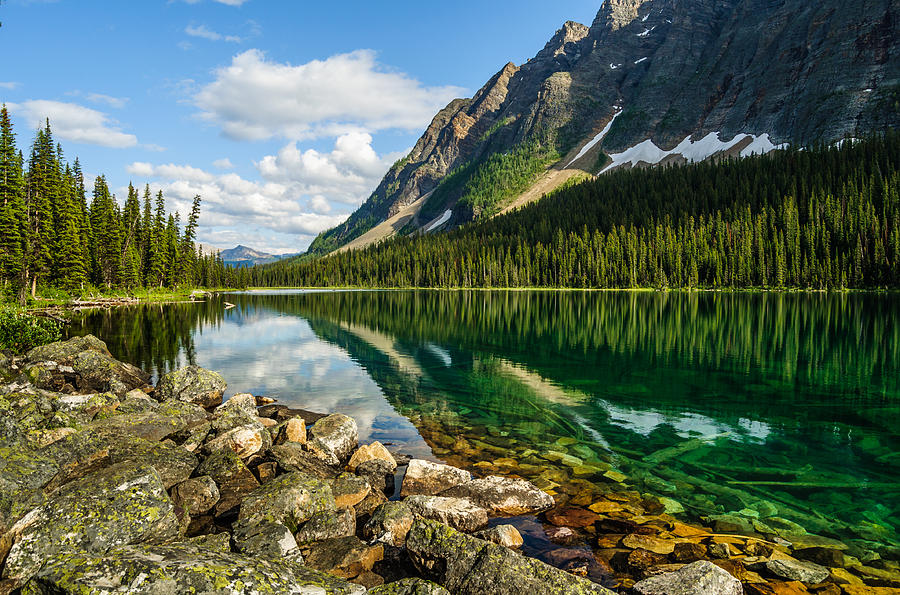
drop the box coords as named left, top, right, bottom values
left=25, top=335, right=110, bottom=363
left=155, top=366, right=226, bottom=409
left=368, top=578, right=451, bottom=595
left=238, top=472, right=335, bottom=533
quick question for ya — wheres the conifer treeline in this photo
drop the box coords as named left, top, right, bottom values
left=0, top=106, right=247, bottom=299
left=251, top=134, right=900, bottom=289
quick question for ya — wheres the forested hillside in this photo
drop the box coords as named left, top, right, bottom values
left=251, top=134, right=900, bottom=290
left=0, top=106, right=247, bottom=301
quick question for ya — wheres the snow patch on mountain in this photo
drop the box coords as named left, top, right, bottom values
left=566, top=110, right=623, bottom=167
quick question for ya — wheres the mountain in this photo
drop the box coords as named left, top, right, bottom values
left=219, top=245, right=299, bottom=268
left=307, top=0, right=899, bottom=256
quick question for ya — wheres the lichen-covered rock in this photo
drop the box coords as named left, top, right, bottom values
left=215, top=392, right=258, bottom=417
left=474, top=525, right=524, bottom=549
left=88, top=400, right=208, bottom=442
left=765, top=557, right=830, bottom=584
left=348, top=441, right=397, bottom=471
left=355, top=487, right=389, bottom=519
left=406, top=519, right=616, bottom=594
left=368, top=578, right=451, bottom=594
left=54, top=392, right=119, bottom=423
left=3, top=463, right=184, bottom=581
left=309, top=414, right=358, bottom=465
left=20, top=542, right=366, bottom=594
left=270, top=442, right=340, bottom=479
left=170, top=475, right=220, bottom=516
left=404, top=496, right=488, bottom=533
left=401, top=460, right=471, bottom=497
left=233, top=519, right=302, bottom=560
left=356, top=458, right=396, bottom=496
left=195, top=448, right=259, bottom=516
left=203, top=420, right=272, bottom=459
left=238, top=472, right=335, bottom=532
left=183, top=531, right=231, bottom=552
left=296, top=508, right=356, bottom=544
left=303, top=536, right=384, bottom=580
left=0, top=445, right=59, bottom=535
left=154, top=365, right=226, bottom=409
left=331, top=472, right=371, bottom=508
left=632, top=560, right=742, bottom=595
left=23, top=338, right=150, bottom=396
left=364, top=501, right=416, bottom=547
left=25, top=335, right=109, bottom=363
left=441, top=475, right=554, bottom=516
left=274, top=416, right=307, bottom=445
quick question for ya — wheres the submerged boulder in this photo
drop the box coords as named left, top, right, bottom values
left=440, top=475, right=553, bottom=516
left=3, top=463, right=184, bottom=581
left=401, top=460, right=471, bottom=497
left=21, top=543, right=366, bottom=594
left=154, top=365, right=226, bottom=409
left=405, top=519, right=616, bottom=594
left=632, top=560, right=742, bottom=594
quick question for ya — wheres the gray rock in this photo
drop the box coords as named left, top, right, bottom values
left=23, top=338, right=150, bottom=396
left=302, top=536, right=384, bottom=580
left=203, top=419, right=272, bottom=459
left=401, top=459, right=471, bottom=497
left=233, top=519, right=302, bottom=560
left=238, top=471, right=335, bottom=532
left=216, top=392, right=258, bottom=417
left=406, top=519, right=615, bottom=594
left=88, top=400, right=208, bottom=442
left=474, top=525, right=524, bottom=549
left=183, top=532, right=231, bottom=552
left=3, top=463, right=184, bottom=581
left=356, top=458, right=395, bottom=496
left=25, top=335, right=109, bottom=363
left=368, top=578, right=451, bottom=595
left=170, top=475, right=220, bottom=516
left=155, top=365, right=226, bottom=409
left=404, top=495, right=488, bottom=533
left=308, top=414, right=358, bottom=464
left=195, top=448, right=259, bottom=516
left=440, top=475, right=554, bottom=515
left=632, top=560, right=742, bottom=595
left=364, top=501, right=416, bottom=547
left=330, top=472, right=371, bottom=509
left=296, top=508, right=357, bottom=544
left=21, top=542, right=366, bottom=594
left=765, top=557, right=830, bottom=584
left=270, top=442, right=340, bottom=479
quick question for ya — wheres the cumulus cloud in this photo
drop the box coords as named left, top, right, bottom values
left=185, top=24, right=241, bottom=43
left=9, top=100, right=137, bottom=148
left=213, top=158, right=234, bottom=170
left=194, top=49, right=464, bottom=141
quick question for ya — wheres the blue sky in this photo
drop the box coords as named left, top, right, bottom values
left=0, top=0, right=600, bottom=253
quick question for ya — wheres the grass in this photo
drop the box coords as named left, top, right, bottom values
left=0, top=286, right=241, bottom=311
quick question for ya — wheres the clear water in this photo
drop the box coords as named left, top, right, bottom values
left=69, top=290, right=900, bottom=553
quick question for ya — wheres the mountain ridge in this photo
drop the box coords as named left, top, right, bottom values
left=307, top=0, right=898, bottom=256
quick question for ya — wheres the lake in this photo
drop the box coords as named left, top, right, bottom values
left=69, top=289, right=900, bottom=557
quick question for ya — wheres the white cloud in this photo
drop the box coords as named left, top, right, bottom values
left=213, top=158, right=234, bottom=170
left=9, top=100, right=137, bottom=148
left=185, top=24, right=241, bottom=43
left=0, top=82, right=21, bottom=90
left=143, top=143, right=167, bottom=152
left=309, top=195, right=331, bottom=214
left=194, top=49, right=464, bottom=141
left=84, top=93, right=129, bottom=108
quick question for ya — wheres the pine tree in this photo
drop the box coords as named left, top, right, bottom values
left=0, top=106, right=26, bottom=295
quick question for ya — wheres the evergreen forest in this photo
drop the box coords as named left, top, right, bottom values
left=250, top=134, right=900, bottom=290
left=0, top=106, right=248, bottom=301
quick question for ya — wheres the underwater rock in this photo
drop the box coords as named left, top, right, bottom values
left=405, top=519, right=616, bottom=594
left=632, top=560, right=742, bottom=594
left=404, top=496, right=488, bottom=533
left=440, top=475, right=554, bottom=516
left=401, top=459, right=471, bottom=497
left=765, top=558, right=830, bottom=584
left=155, top=365, right=226, bottom=409
left=672, top=541, right=708, bottom=563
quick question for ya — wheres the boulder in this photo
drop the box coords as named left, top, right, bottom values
left=364, top=501, right=416, bottom=547
left=184, top=532, right=231, bottom=552
left=405, top=496, right=488, bottom=533
left=3, top=463, right=184, bottom=581
left=355, top=488, right=389, bottom=519
left=274, top=416, right=307, bottom=445
left=216, top=392, right=258, bottom=417
left=440, top=475, right=553, bottom=515
left=368, top=578, right=451, bottom=594
left=474, top=525, right=524, bottom=549
left=271, top=442, right=340, bottom=479
left=203, top=420, right=272, bottom=459
left=303, top=536, right=384, bottom=580
left=401, top=460, right=471, bottom=497
left=23, top=350, right=150, bottom=397
left=238, top=472, right=335, bottom=532
left=331, top=473, right=371, bottom=508
left=21, top=543, right=366, bottom=594
left=154, top=365, right=226, bottom=409
left=195, top=448, right=259, bottom=516
left=794, top=545, right=845, bottom=567
left=170, top=476, right=220, bottom=516
left=296, top=508, right=357, bottom=545
left=90, top=400, right=208, bottom=441
left=309, top=414, right=358, bottom=464
left=348, top=441, right=397, bottom=471
left=632, top=560, right=742, bottom=594
left=405, top=519, right=616, bottom=594
left=233, top=519, right=302, bottom=560
left=765, top=558, right=830, bottom=584
left=25, top=335, right=109, bottom=362
left=356, top=458, right=395, bottom=496
left=672, top=541, right=707, bottom=563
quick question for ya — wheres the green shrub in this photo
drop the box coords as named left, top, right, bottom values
left=0, top=308, right=62, bottom=353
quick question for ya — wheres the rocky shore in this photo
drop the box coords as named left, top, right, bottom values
left=0, top=335, right=896, bottom=594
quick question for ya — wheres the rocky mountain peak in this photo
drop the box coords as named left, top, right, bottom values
left=594, top=0, right=654, bottom=31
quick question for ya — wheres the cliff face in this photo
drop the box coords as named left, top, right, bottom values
left=308, top=0, right=899, bottom=255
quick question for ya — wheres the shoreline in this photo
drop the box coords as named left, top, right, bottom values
left=0, top=334, right=895, bottom=593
